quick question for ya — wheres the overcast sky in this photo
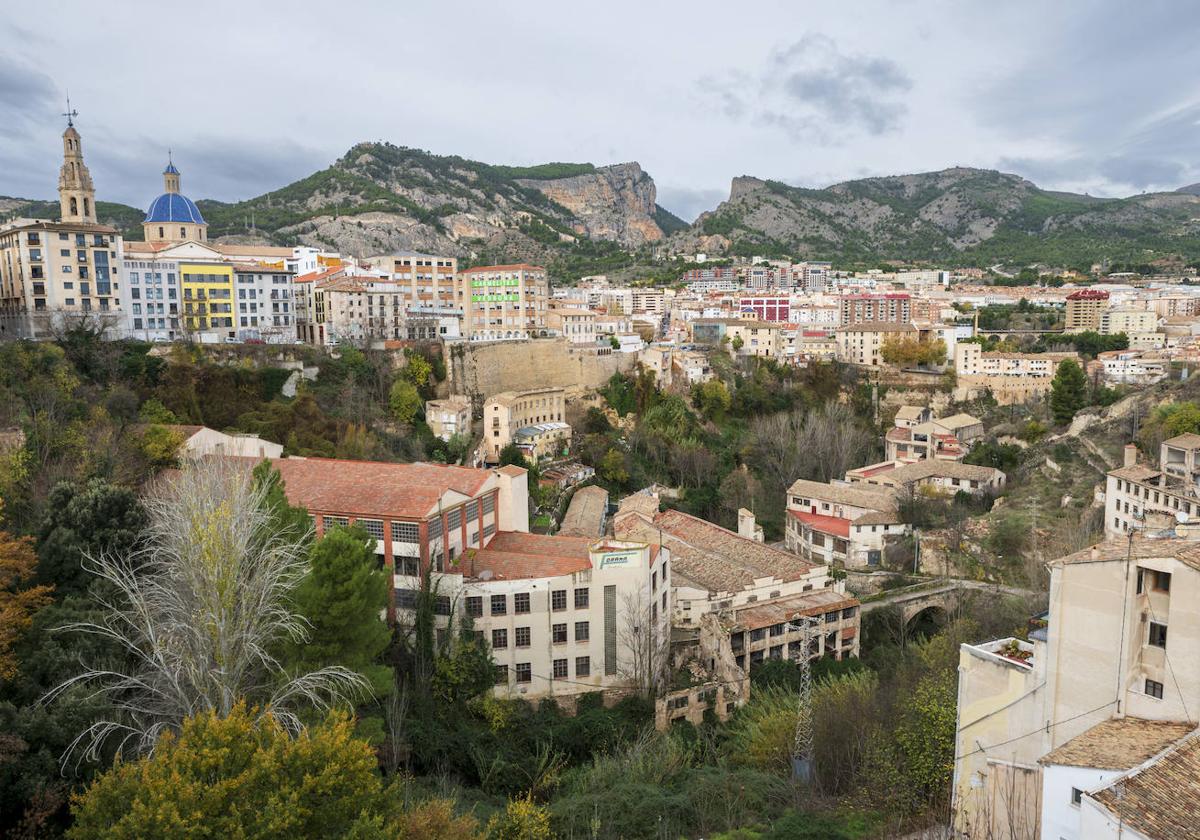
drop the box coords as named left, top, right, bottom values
left=4, top=0, right=1199, bottom=222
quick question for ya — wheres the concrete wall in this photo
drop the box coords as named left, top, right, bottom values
left=446, top=338, right=637, bottom=404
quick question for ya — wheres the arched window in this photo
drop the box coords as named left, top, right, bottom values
left=158, top=226, right=164, bottom=238
left=70, top=197, right=78, bottom=215
left=83, top=198, right=90, bottom=217
left=180, top=227, right=187, bottom=239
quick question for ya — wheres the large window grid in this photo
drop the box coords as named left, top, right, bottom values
left=391, top=521, right=419, bottom=543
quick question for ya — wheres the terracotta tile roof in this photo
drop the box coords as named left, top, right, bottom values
left=1092, top=728, right=1200, bottom=837
left=853, top=510, right=903, bottom=526
left=835, top=322, right=917, bottom=332
left=463, top=531, right=592, bottom=580
left=616, top=504, right=817, bottom=593
left=263, top=457, right=496, bottom=519
left=558, top=486, right=609, bottom=538
left=1108, top=464, right=1162, bottom=482
left=787, top=479, right=897, bottom=511
left=734, top=589, right=858, bottom=631
left=937, top=413, right=982, bottom=430
left=461, top=263, right=545, bottom=274
left=294, top=266, right=344, bottom=284
left=882, top=459, right=1003, bottom=484
left=1053, top=537, right=1200, bottom=572
left=788, top=510, right=851, bottom=538
left=1041, top=718, right=1194, bottom=769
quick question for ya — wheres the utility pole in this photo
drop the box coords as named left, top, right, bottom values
left=791, top=615, right=820, bottom=784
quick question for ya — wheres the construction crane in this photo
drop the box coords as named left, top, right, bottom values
left=790, top=614, right=820, bottom=783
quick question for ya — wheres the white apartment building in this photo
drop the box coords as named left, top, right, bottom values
left=122, top=255, right=180, bottom=340
left=462, top=263, right=549, bottom=340
left=455, top=535, right=671, bottom=698
left=233, top=264, right=295, bottom=342
left=952, top=536, right=1200, bottom=839
left=844, top=458, right=1005, bottom=497
left=1096, top=350, right=1169, bottom=385
left=1105, top=437, right=1200, bottom=538
left=784, top=479, right=906, bottom=569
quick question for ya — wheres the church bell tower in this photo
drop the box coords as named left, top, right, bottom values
left=58, top=102, right=97, bottom=225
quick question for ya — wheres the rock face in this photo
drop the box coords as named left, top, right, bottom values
left=669, top=166, right=1200, bottom=265
left=516, top=163, right=664, bottom=246
left=188, top=143, right=672, bottom=262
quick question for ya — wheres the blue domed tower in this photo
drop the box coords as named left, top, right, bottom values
left=143, top=155, right=208, bottom=243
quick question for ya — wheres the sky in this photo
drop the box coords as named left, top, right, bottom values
left=3, top=0, right=1200, bottom=223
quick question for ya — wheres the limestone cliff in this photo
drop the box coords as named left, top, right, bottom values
left=515, top=163, right=664, bottom=247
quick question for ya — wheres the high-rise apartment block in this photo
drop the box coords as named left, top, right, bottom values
left=462, top=264, right=549, bottom=340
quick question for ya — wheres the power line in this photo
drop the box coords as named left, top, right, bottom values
left=955, top=699, right=1118, bottom=764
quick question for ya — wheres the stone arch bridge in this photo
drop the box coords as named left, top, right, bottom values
left=860, top=579, right=1038, bottom=628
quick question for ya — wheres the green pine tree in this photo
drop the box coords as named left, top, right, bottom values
left=1049, top=358, right=1088, bottom=425
left=284, top=525, right=392, bottom=696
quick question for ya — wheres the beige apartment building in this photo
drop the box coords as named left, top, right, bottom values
left=953, top=342, right=1077, bottom=404
left=462, top=263, right=549, bottom=340
left=425, top=395, right=472, bottom=441
left=1105, top=436, right=1200, bottom=538
left=483, top=387, right=567, bottom=462
left=361, top=251, right=460, bottom=324
left=1098, top=307, right=1157, bottom=337
left=0, top=121, right=124, bottom=339
left=545, top=308, right=597, bottom=344
left=952, top=536, right=1200, bottom=839
left=835, top=322, right=917, bottom=366
left=1064, top=288, right=1110, bottom=331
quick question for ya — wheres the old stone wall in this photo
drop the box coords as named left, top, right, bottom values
left=446, top=338, right=637, bottom=406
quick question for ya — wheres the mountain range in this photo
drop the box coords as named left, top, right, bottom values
left=5, top=142, right=1200, bottom=276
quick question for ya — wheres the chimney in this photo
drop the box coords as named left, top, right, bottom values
left=737, top=508, right=763, bottom=543
left=1124, top=444, right=1138, bottom=468
left=1090, top=544, right=1098, bottom=560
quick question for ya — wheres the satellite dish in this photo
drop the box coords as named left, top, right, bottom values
left=478, top=569, right=494, bottom=581
left=1176, top=510, right=1189, bottom=523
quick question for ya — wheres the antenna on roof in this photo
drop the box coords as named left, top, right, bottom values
left=62, top=92, right=78, bottom=127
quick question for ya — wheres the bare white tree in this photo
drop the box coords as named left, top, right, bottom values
left=43, top=458, right=369, bottom=764
left=618, top=589, right=671, bottom=697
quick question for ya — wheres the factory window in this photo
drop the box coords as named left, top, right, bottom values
left=491, top=629, right=507, bottom=649
left=514, top=592, right=530, bottom=614
left=466, top=596, right=482, bottom=618
left=515, top=663, right=531, bottom=683
left=574, top=588, right=589, bottom=608
left=490, top=595, right=507, bottom=616
left=551, top=590, right=567, bottom=611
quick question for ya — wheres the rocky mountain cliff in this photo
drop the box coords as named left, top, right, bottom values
left=189, top=144, right=684, bottom=263
left=672, top=167, right=1200, bottom=268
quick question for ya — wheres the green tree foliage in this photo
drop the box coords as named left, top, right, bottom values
left=963, top=441, right=1025, bottom=471
left=136, top=424, right=185, bottom=468
left=691, top=379, right=732, bottom=422
left=1049, top=358, right=1088, bottom=424
left=402, top=350, right=434, bottom=391
left=282, top=525, right=391, bottom=696
left=485, top=796, right=553, bottom=840
left=36, top=479, right=146, bottom=596
left=879, top=336, right=947, bottom=367
left=1141, top=401, right=1200, bottom=454
left=598, top=449, right=630, bottom=486
left=137, top=398, right=178, bottom=424
left=389, top=380, right=422, bottom=426
left=67, top=705, right=403, bottom=839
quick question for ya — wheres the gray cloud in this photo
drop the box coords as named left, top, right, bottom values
left=700, top=34, right=911, bottom=143
left=768, top=35, right=911, bottom=135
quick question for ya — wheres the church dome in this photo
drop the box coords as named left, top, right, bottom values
left=144, top=192, right=205, bottom=224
